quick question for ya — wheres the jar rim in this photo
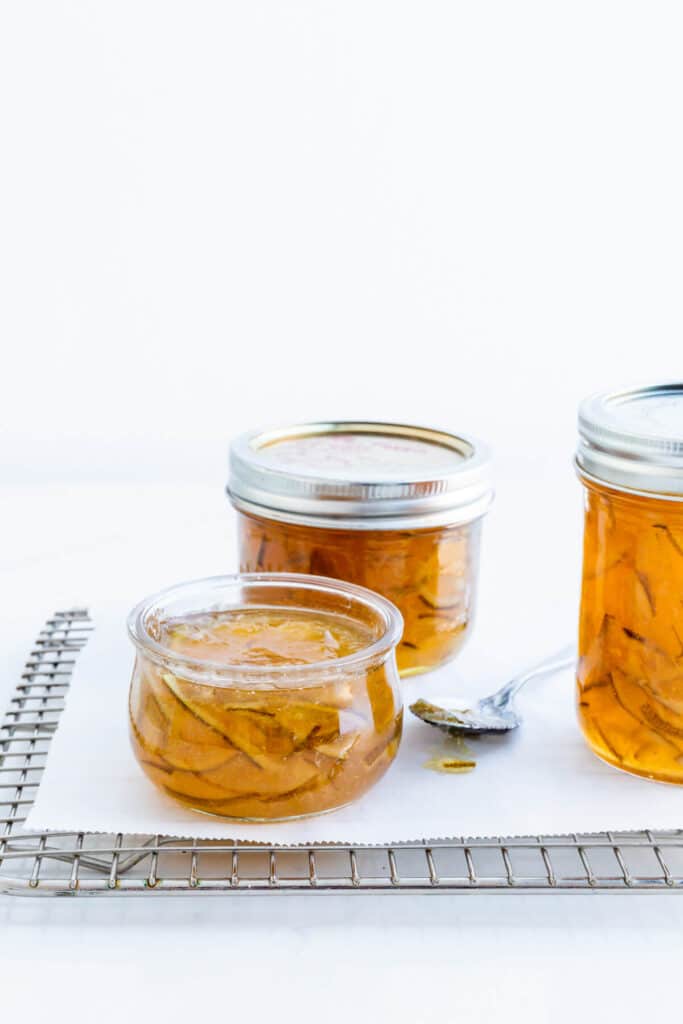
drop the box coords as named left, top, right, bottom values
left=227, top=489, right=492, bottom=530
left=127, top=572, right=404, bottom=682
left=576, top=462, right=683, bottom=503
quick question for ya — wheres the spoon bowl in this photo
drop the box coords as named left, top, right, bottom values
left=409, top=644, right=575, bottom=737
left=409, top=697, right=523, bottom=735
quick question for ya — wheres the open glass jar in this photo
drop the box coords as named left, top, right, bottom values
left=127, top=573, right=403, bottom=820
left=227, top=422, right=493, bottom=677
left=576, top=384, right=683, bottom=784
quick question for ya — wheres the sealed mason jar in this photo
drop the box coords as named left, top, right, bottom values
left=576, top=384, right=683, bottom=784
left=127, top=573, right=403, bottom=820
left=227, top=422, right=493, bottom=677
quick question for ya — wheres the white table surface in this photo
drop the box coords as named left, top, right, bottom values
left=3, top=0, right=683, bottom=1013
left=2, top=480, right=683, bottom=1022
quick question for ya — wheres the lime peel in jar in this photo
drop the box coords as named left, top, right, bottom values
left=127, top=574, right=404, bottom=821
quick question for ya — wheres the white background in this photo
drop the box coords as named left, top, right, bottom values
left=1, top=2, right=683, bottom=1021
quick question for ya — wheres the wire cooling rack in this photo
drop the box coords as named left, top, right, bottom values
left=2, top=609, right=683, bottom=897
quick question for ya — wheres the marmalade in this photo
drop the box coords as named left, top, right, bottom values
left=578, top=480, right=683, bottom=783
left=129, top=605, right=403, bottom=819
left=237, top=513, right=480, bottom=676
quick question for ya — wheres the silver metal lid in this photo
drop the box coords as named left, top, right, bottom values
left=577, top=383, right=683, bottom=498
left=228, top=421, right=493, bottom=529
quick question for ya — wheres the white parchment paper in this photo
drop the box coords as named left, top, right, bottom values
left=26, top=598, right=683, bottom=842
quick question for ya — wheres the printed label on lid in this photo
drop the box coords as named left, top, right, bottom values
left=607, top=389, right=683, bottom=440
left=255, top=431, right=466, bottom=480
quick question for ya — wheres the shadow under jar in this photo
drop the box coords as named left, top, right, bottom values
left=228, top=422, right=493, bottom=677
left=127, top=574, right=403, bottom=820
left=576, top=383, right=683, bottom=784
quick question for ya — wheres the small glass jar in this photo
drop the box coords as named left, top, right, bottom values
left=576, top=384, right=683, bottom=784
left=127, top=573, right=403, bottom=820
left=227, top=422, right=493, bottom=677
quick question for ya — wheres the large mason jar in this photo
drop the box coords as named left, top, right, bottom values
left=576, top=384, right=683, bottom=784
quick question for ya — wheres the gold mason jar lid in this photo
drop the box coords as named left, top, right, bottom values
left=577, top=382, right=683, bottom=498
left=228, top=421, right=493, bottom=530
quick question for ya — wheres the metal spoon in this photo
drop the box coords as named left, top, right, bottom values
left=409, top=644, right=576, bottom=736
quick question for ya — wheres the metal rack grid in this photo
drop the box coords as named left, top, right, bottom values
left=2, top=609, right=683, bottom=897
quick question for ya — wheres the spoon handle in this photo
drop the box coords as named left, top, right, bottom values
left=491, top=643, right=576, bottom=708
